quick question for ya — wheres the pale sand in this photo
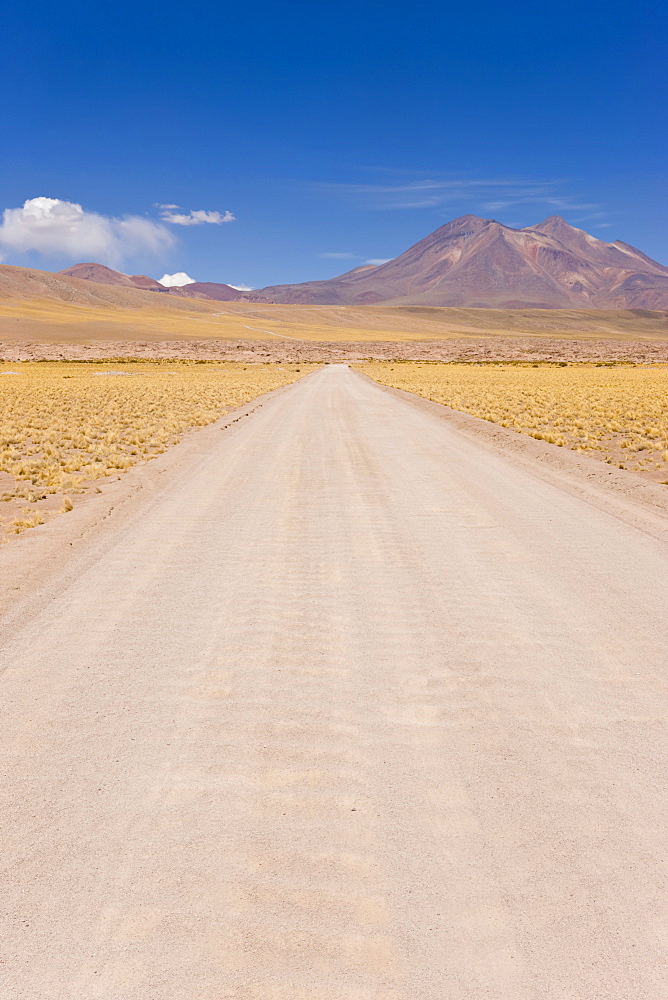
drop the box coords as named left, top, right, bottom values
left=1, top=366, right=667, bottom=998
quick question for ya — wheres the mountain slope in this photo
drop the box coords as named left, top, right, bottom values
left=179, top=282, right=247, bottom=301
left=256, top=216, right=668, bottom=308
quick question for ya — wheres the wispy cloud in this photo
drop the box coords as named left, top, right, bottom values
left=316, top=175, right=602, bottom=221
left=159, top=208, right=235, bottom=226
left=317, top=252, right=394, bottom=267
left=317, top=252, right=360, bottom=259
left=481, top=195, right=597, bottom=213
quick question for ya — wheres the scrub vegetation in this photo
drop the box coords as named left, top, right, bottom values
left=0, top=361, right=316, bottom=537
left=359, top=361, right=668, bottom=482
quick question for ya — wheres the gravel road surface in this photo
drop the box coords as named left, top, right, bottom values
left=2, top=364, right=667, bottom=998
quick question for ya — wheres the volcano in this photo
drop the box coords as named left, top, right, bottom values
left=255, top=216, right=668, bottom=309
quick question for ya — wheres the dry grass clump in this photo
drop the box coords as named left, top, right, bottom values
left=10, top=508, right=46, bottom=533
left=0, top=360, right=316, bottom=537
left=359, top=362, right=668, bottom=482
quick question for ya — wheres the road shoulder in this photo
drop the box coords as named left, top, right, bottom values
left=355, top=368, right=668, bottom=542
left=0, top=377, right=312, bottom=626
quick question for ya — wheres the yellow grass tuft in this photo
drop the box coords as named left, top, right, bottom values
left=11, top=508, right=46, bottom=533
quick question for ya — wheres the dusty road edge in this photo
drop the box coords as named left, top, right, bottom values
left=354, top=368, right=668, bottom=541
left=0, top=373, right=320, bottom=627
left=3, top=364, right=667, bottom=630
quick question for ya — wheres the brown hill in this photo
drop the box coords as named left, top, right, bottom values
left=59, top=263, right=168, bottom=292
left=256, top=215, right=668, bottom=308
left=177, top=282, right=247, bottom=301
left=0, top=261, right=225, bottom=313
left=58, top=263, right=260, bottom=302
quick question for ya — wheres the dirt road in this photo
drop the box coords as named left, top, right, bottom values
left=2, top=365, right=667, bottom=998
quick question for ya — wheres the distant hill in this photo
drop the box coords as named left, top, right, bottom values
left=58, top=263, right=252, bottom=302
left=58, top=262, right=167, bottom=291
left=179, top=281, right=248, bottom=301
left=255, top=215, right=668, bottom=309
left=0, top=261, right=228, bottom=313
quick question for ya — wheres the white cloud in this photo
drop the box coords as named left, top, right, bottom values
left=0, top=196, right=174, bottom=267
left=365, top=258, right=392, bottom=265
left=158, top=271, right=196, bottom=287
left=229, top=283, right=253, bottom=291
left=159, top=208, right=235, bottom=226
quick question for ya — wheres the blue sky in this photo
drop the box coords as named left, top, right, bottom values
left=1, top=0, right=665, bottom=287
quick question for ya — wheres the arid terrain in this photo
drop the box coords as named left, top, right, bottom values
left=2, top=264, right=668, bottom=998
left=1, top=365, right=667, bottom=998
left=5, top=0, right=664, bottom=993
left=1, top=258, right=668, bottom=355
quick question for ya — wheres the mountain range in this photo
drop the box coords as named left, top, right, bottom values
left=58, top=263, right=252, bottom=301
left=257, top=216, right=668, bottom=309
left=48, top=216, right=668, bottom=310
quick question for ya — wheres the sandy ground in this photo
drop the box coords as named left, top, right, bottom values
left=3, top=335, right=668, bottom=363
left=1, top=366, right=667, bottom=999
left=1, top=295, right=667, bottom=349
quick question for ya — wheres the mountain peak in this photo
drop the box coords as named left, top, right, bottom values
left=536, top=214, right=568, bottom=225
left=441, top=214, right=492, bottom=228
left=428, top=214, right=496, bottom=241
left=530, top=215, right=580, bottom=236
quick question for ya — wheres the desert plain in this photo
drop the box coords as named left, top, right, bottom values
left=1, top=282, right=668, bottom=998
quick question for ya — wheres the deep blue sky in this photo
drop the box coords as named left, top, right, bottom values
left=1, top=0, right=666, bottom=286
